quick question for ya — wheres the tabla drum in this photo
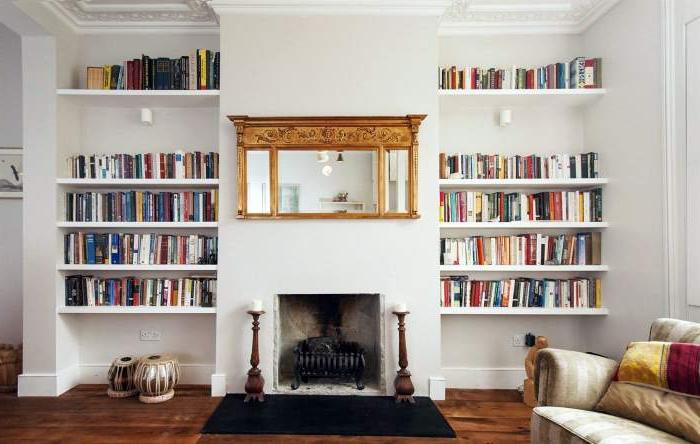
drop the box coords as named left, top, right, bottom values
left=133, top=354, right=180, bottom=403
left=107, top=355, right=139, bottom=398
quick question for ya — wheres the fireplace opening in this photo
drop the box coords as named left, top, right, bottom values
left=274, top=293, right=384, bottom=395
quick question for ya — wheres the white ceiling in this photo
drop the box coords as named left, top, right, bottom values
left=36, top=0, right=620, bottom=34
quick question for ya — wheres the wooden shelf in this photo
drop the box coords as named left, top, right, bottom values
left=439, top=178, right=608, bottom=189
left=440, top=307, right=609, bottom=316
left=440, top=221, right=608, bottom=229
left=56, top=89, right=219, bottom=108
left=57, top=264, right=217, bottom=271
left=440, top=265, right=608, bottom=273
left=438, top=88, right=607, bottom=107
left=57, top=178, right=219, bottom=188
left=58, top=306, right=216, bottom=314
left=57, top=222, right=218, bottom=228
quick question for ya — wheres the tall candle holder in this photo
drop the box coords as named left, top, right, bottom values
left=244, top=310, right=265, bottom=402
left=392, top=310, right=415, bottom=404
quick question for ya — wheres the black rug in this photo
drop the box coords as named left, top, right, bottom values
left=201, top=394, right=456, bottom=438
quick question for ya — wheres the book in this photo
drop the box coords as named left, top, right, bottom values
left=64, top=275, right=216, bottom=307
left=439, top=189, right=603, bottom=223
left=66, top=151, right=219, bottom=180
left=441, top=232, right=601, bottom=266
left=84, top=49, right=219, bottom=90
left=439, top=153, right=599, bottom=180
left=440, top=276, right=602, bottom=308
left=64, top=190, right=218, bottom=223
left=64, top=233, right=217, bottom=265
left=438, top=57, right=602, bottom=90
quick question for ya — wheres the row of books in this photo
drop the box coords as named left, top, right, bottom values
left=67, top=151, right=219, bottom=180
left=440, top=233, right=601, bottom=266
left=439, top=153, right=599, bottom=180
left=63, top=233, right=217, bottom=265
left=439, top=190, right=603, bottom=223
left=86, top=50, right=220, bottom=90
left=439, top=277, right=602, bottom=308
left=438, top=58, right=602, bottom=90
left=65, top=191, right=218, bottom=223
left=64, top=275, right=216, bottom=307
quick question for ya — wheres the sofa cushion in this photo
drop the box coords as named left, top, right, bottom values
left=650, top=318, right=700, bottom=344
left=531, top=406, right=689, bottom=444
left=595, top=382, right=700, bottom=443
left=617, top=341, right=700, bottom=397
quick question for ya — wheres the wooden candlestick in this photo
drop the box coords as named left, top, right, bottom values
left=244, top=310, right=265, bottom=402
left=392, top=311, right=415, bottom=404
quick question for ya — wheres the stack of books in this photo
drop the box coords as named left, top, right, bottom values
left=439, top=277, right=602, bottom=308
left=65, top=190, right=218, bottom=222
left=441, top=233, right=601, bottom=266
left=64, top=233, right=217, bottom=265
left=65, top=276, right=216, bottom=307
left=67, top=151, right=219, bottom=179
left=438, top=57, right=602, bottom=90
left=439, top=153, right=598, bottom=180
left=439, top=189, right=603, bottom=223
left=86, top=49, right=220, bottom=90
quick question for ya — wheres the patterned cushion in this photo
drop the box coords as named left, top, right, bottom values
left=649, top=318, right=700, bottom=344
left=531, top=406, right=690, bottom=444
left=618, top=341, right=700, bottom=397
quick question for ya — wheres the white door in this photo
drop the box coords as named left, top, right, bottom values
left=674, top=0, right=700, bottom=321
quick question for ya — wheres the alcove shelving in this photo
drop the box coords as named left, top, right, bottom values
left=438, top=88, right=607, bottom=107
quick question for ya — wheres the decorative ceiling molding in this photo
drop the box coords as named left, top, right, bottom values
left=439, top=0, right=621, bottom=35
left=34, top=0, right=620, bottom=34
left=209, top=0, right=452, bottom=16
left=43, top=0, right=220, bottom=34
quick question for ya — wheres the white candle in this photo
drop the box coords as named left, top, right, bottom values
left=394, top=303, right=407, bottom=313
left=250, top=299, right=263, bottom=311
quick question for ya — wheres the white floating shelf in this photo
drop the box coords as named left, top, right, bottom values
left=439, top=178, right=608, bottom=189
left=57, top=264, right=217, bottom=271
left=0, top=192, right=22, bottom=199
left=58, top=306, right=216, bottom=314
left=440, top=221, right=608, bottom=229
left=56, top=89, right=219, bottom=108
left=440, top=307, right=609, bottom=316
left=438, top=88, right=607, bottom=107
left=57, top=178, right=219, bottom=188
left=56, top=222, right=218, bottom=228
left=440, top=265, right=608, bottom=273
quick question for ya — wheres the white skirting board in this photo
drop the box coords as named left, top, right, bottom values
left=429, top=376, right=446, bottom=400
left=442, top=367, right=526, bottom=389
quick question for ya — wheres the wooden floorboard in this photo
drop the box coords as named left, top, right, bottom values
left=0, top=386, right=531, bottom=443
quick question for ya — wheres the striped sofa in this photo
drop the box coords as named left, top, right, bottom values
left=530, top=318, right=700, bottom=444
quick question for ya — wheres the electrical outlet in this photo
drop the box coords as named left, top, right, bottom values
left=140, top=329, right=161, bottom=341
left=512, top=334, right=526, bottom=347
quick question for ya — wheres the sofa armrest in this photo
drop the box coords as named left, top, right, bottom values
left=534, top=348, right=618, bottom=410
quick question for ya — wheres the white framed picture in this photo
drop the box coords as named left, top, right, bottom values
left=0, top=148, right=22, bottom=198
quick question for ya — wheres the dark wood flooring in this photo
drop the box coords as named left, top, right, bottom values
left=0, top=386, right=531, bottom=443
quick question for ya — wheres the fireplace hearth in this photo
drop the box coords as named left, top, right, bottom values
left=292, top=336, right=366, bottom=390
left=274, top=293, right=384, bottom=395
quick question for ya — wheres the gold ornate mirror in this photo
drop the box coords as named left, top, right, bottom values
left=229, top=115, right=425, bottom=219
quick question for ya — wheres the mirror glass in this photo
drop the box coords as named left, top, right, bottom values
left=384, top=149, right=409, bottom=213
left=246, top=150, right=270, bottom=213
left=277, top=149, right=378, bottom=214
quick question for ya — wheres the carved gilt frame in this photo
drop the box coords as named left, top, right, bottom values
left=228, top=115, right=426, bottom=219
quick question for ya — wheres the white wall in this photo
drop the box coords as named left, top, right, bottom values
left=0, top=23, right=23, bottom=346
left=438, top=35, right=590, bottom=386
left=217, top=14, right=441, bottom=396
left=581, top=0, right=667, bottom=356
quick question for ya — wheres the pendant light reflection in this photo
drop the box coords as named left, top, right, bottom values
left=322, top=165, right=333, bottom=176
left=316, top=151, right=329, bottom=163
left=336, top=151, right=344, bottom=163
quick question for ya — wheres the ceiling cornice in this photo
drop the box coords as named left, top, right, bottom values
left=438, top=0, right=621, bottom=36
left=209, top=0, right=452, bottom=16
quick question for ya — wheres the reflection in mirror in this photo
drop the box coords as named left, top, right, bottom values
left=246, top=150, right=270, bottom=213
left=384, top=149, right=409, bottom=213
left=277, top=150, right=377, bottom=214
